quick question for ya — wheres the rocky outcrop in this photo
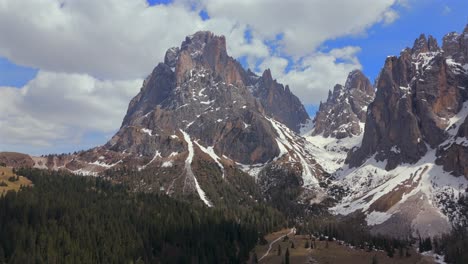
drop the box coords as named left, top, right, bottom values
left=0, top=152, right=34, bottom=167
left=249, top=69, right=311, bottom=133
left=312, top=70, right=374, bottom=138
left=40, top=31, right=325, bottom=207
left=347, top=27, right=468, bottom=171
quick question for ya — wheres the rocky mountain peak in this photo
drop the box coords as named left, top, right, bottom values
left=442, top=24, right=468, bottom=65
left=412, top=34, right=429, bottom=54
left=71, top=30, right=323, bottom=206
left=428, top=35, right=440, bottom=51
left=18, top=30, right=324, bottom=209
left=411, top=34, right=440, bottom=55
left=249, top=68, right=311, bottom=133
left=169, top=31, right=246, bottom=86
left=347, top=25, right=468, bottom=171
left=261, top=68, right=273, bottom=80
left=311, top=70, right=374, bottom=139
left=345, top=69, right=374, bottom=95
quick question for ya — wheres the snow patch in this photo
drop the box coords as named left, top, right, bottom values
left=180, top=130, right=213, bottom=207
left=161, top=161, right=173, bottom=168
left=90, top=160, right=122, bottom=168
left=366, top=211, right=392, bottom=226
left=139, top=151, right=161, bottom=171
left=194, top=141, right=225, bottom=178
left=141, top=128, right=153, bottom=136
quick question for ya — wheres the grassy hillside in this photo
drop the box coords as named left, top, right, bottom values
left=0, top=166, right=32, bottom=195
left=253, top=230, right=436, bottom=264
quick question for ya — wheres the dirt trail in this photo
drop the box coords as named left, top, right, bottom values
left=259, top=227, right=295, bottom=261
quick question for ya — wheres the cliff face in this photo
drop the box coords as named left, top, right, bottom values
left=347, top=29, right=468, bottom=173
left=312, top=70, right=375, bottom=139
left=22, top=31, right=324, bottom=208
left=249, top=69, right=311, bottom=133
left=323, top=26, right=468, bottom=238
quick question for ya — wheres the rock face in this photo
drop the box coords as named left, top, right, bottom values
left=113, top=31, right=308, bottom=165
left=312, top=70, right=375, bottom=139
left=326, top=25, right=468, bottom=238
left=108, top=31, right=324, bottom=207
left=0, top=152, right=34, bottom=168
left=26, top=31, right=323, bottom=208
left=347, top=28, right=468, bottom=172
left=249, top=69, right=311, bottom=133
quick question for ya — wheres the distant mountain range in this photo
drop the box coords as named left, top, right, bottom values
left=2, top=25, right=468, bottom=238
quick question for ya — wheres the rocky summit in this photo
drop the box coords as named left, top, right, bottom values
left=326, top=25, right=468, bottom=238
left=10, top=31, right=325, bottom=209
left=312, top=70, right=375, bottom=139
left=347, top=27, right=468, bottom=172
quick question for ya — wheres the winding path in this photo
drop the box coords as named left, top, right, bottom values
left=259, top=227, right=296, bottom=262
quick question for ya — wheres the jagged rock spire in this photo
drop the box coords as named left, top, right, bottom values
left=312, top=70, right=374, bottom=138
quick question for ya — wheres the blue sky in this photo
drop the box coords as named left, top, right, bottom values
left=0, top=0, right=467, bottom=155
left=321, top=0, right=468, bottom=83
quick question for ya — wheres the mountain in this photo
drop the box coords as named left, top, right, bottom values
left=248, top=68, right=311, bottom=133
left=4, top=31, right=325, bottom=209
left=302, top=70, right=374, bottom=175
left=2, top=26, right=468, bottom=239
left=325, top=25, right=468, bottom=237
left=312, top=70, right=375, bottom=139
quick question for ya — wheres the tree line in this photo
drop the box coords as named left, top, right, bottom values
left=0, top=168, right=285, bottom=263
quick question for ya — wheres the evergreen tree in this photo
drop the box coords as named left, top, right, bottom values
left=277, top=244, right=282, bottom=256
left=285, top=248, right=290, bottom=264
left=0, top=168, right=286, bottom=264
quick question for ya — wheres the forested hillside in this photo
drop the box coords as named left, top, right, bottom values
left=0, top=168, right=285, bottom=263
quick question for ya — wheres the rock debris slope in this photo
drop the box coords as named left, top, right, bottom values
left=19, top=31, right=324, bottom=208
left=316, top=25, right=468, bottom=237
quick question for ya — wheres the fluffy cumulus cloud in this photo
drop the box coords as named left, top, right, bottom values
left=200, top=0, right=399, bottom=55
left=0, top=0, right=403, bottom=153
left=257, top=47, right=362, bottom=104
left=0, top=72, right=141, bottom=153
left=0, top=0, right=202, bottom=79
left=0, top=0, right=270, bottom=80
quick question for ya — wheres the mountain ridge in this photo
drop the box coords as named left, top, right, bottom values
left=1, top=26, right=468, bottom=239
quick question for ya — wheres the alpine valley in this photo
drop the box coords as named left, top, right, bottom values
left=2, top=24, right=468, bottom=263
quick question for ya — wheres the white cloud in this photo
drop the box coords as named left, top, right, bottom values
left=0, top=0, right=401, bottom=79
left=0, top=71, right=141, bottom=153
left=258, top=47, right=362, bottom=105
left=0, top=0, right=272, bottom=80
left=258, top=56, right=289, bottom=77
left=0, top=0, right=204, bottom=79
left=201, top=0, right=399, bottom=56
left=442, top=5, right=451, bottom=15
left=0, top=0, right=405, bottom=153
left=382, top=9, right=399, bottom=24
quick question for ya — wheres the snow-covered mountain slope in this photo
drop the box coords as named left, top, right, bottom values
left=332, top=148, right=468, bottom=237
left=306, top=25, right=468, bottom=238
left=304, top=123, right=364, bottom=174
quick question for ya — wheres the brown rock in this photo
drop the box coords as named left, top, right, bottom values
left=312, top=70, right=374, bottom=138
left=0, top=152, right=34, bottom=168
left=347, top=25, right=468, bottom=170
